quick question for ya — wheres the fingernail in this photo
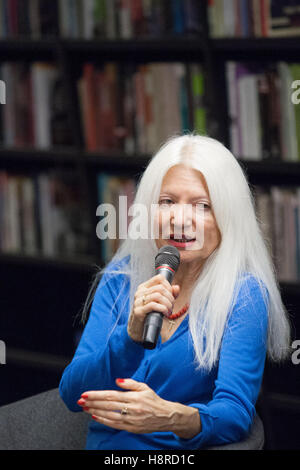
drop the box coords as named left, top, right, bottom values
left=81, top=393, right=89, bottom=399
left=77, top=398, right=85, bottom=405
left=83, top=407, right=89, bottom=411
left=92, top=415, right=98, bottom=420
left=116, top=378, right=125, bottom=383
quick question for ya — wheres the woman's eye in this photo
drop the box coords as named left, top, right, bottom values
left=196, top=203, right=210, bottom=211
left=159, top=199, right=173, bottom=206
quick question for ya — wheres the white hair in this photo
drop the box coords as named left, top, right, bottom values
left=83, top=133, right=291, bottom=371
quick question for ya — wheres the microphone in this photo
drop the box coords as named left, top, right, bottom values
left=142, top=245, right=180, bottom=349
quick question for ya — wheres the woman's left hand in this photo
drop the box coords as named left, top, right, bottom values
left=77, top=378, right=200, bottom=438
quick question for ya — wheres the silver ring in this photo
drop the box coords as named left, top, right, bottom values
left=121, top=407, right=128, bottom=415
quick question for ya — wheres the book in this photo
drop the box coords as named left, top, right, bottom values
left=289, top=63, right=300, bottom=161
left=97, top=173, right=136, bottom=263
left=31, top=63, right=59, bottom=149
left=268, top=0, right=300, bottom=37
left=278, top=62, right=298, bottom=161
left=190, top=63, right=206, bottom=135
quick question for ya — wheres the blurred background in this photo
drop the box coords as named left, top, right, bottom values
left=0, top=0, right=299, bottom=450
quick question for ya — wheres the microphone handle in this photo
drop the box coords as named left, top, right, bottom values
left=142, top=265, right=175, bottom=349
left=142, top=312, right=164, bottom=350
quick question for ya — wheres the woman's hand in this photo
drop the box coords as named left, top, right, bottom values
left=127, top=274, right=180, bottom=343
left=77, top=378, right=201, bottom=439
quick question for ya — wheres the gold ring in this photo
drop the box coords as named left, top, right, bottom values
left=121, top=407, right=128, bottom=415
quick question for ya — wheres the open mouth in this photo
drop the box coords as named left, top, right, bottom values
left=170, top=234, right=196, bottom=242
left=168, top=234, right=196, bottom=246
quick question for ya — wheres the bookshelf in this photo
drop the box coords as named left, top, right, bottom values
left=0, top=0, right=299, bottom=450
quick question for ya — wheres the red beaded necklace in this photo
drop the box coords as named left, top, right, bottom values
left=167, top=303, right=189, bottom=330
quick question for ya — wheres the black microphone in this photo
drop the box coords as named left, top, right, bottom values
left=142, top=245, right=180, bottom=349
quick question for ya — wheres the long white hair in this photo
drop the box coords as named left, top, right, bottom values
left=82, top=133, right=291, bottom=371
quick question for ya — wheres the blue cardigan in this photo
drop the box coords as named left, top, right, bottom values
left=59, top=261, right=268, bottom=450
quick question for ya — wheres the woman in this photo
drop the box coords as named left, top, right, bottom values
left=59, top=134, right=291, bottom=450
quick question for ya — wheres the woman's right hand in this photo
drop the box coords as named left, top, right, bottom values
left=127, top=274, right=180, bottom=343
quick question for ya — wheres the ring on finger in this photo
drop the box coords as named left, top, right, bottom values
left=121, top=406, right=129, bottom=415
left=142, top=295, right=147, bottom=306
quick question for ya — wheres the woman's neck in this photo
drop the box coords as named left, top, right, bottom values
left=172, top=261, right=203, bottom=293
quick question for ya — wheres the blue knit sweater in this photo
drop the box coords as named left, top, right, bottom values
left=59, top=261, right=268, bottom=450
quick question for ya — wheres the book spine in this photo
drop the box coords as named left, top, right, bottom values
left=191, top=63, right=206, bottom=135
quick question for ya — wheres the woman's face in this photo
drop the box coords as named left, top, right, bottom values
left=154, top=164, right=221, bottom=266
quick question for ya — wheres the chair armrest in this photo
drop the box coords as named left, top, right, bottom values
left=203, top=414, right=264, bottom=450
left=0, top=388, right=89, bottom=450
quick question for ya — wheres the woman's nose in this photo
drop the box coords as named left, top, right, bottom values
left=171, top=204, right=193, bottom=230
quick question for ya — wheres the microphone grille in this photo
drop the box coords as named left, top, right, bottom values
left=155, top=245, right=180, bottom=272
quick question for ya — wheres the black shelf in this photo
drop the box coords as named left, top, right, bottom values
left=64, top=36, right=206, bottom=62
left=212, top=36, right=300, bottom=60
left=240, top=159, right=300, bottom=186
left=0, top=252, right=97, bottom=273
left=0, top=147, right=151, bottom=172
left=0, top=146, right=78, bottom=168
left=0, top=36, right=206, bottom=63
left=1, top=36, right=300, bottom=62
left=1, top=252, right=300, bottom=295
left=0, top=38, right=56, bottom=60
left=2, top=147, right=300, bottom=184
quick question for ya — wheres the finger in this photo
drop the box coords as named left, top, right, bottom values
left=116, top=378, right=149, bottom=392
left=142, top=273, right=171, bottom=290
left=172, top=284, right=180, bottom=298
left=86, top=408, right=126, bottom=422
left=139, top=291, right=173, bottom=311
left=134, top=301, right=169, bottom=318
left=80, top=399, right=129, bottom=413
left=144, top=284, right=175, bottom=302
left=80, top=390, right=132, bottom=402
left=91, top=414, right=138, bottom=433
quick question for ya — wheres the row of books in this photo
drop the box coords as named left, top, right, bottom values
left=255, top=186, right=300, bottom=281
left=0, top=0, right=59, bottom=38
left=0, top=62, right=72, bottom=149
left=1, top=58, right=299, bottom=161
left=208, top=0, right=300, bottom=38
left=226, top=61, right=300, bottom=161
left=78, top=62, right=206, bottom=154
left=0, top=0, right=202, bottom=40
left=1, top=167, right=299, bottom=281
left=0, top=170, right=90, bottom=257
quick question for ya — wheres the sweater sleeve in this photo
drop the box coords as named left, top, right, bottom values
left=59, top=264, right=145, bottom=412
left=174, top=275, right=269, bottom=449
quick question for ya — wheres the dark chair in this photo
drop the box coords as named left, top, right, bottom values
left=0, top=389, right=264, bottom=450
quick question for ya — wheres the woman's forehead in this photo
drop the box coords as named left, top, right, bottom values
left=160, top=165, right=209, bottom=195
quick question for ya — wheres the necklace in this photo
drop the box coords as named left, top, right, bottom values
left=167, top=303, right=189, bottom=331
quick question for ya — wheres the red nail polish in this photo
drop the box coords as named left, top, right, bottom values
left=81, top=393, right=89, bottom=399
left=77, top=399, right=85, bottom=405
left=116, top=378, right=125, bottom=383
left=83, top=407, right=89, bottom=411
left=92, top=415, right=98, bottom=420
